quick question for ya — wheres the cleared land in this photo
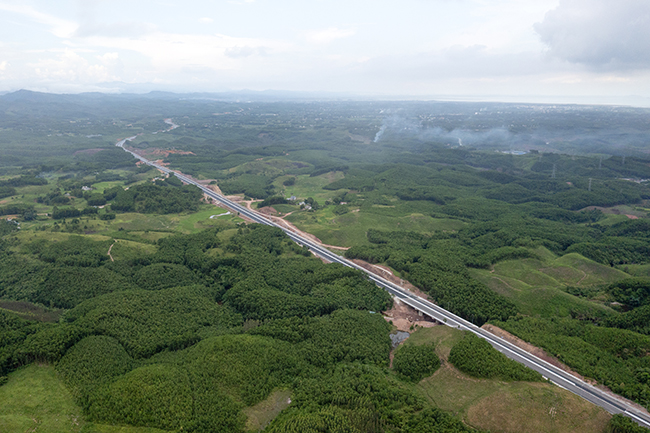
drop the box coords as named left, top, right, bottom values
left=243, top=389, right=292, bottom=432
left=469, top=248, right=625, bottom=317
left=0, top=364, right=169, bottom=433
left=406, top=326, right=612, bottom=433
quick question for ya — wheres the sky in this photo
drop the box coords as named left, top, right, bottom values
left=1, top=0, right=650, bottom=105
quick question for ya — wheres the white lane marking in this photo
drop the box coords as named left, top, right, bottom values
left=118, top=136, right=645, bottom=419
left=624, top=411, right=650, bottom=428
left=396, top=296, right=583, bottom=386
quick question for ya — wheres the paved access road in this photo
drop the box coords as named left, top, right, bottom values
left=117, top=136, right=650, bottom=428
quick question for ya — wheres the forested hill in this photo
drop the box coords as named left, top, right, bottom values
left=0, top=224, right=483, bottom=432
left=2, top=94, right=650, bottom=431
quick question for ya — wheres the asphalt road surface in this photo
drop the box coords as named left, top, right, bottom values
left=117, top=136, right=650, bottom=428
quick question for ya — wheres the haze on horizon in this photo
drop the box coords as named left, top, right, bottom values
left=1, top=0, right=650, bottom=106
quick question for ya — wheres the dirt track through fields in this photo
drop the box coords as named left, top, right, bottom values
left=107, top=240, right=116, bottom=262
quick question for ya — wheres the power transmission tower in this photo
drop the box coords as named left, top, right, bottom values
left=551, top=164, right=556, bottom=179
left=588, top=178, right=592, bottom=192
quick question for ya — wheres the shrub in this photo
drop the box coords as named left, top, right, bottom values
left=57, top=336, right=133, bottom=402
left=606, top=414, right=650, bottom=433
left=393, top=344, right=440, bottom=382
left=89, top=364, right=195, bottom=430
left=449, top=333, right=542, bottom=382
left=133, top=263, right=199, bottom=291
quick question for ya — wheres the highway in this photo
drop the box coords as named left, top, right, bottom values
left=116, top=136, right=650, bottom=428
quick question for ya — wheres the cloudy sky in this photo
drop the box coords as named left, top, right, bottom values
left=1, top=0, right=650, bottom=104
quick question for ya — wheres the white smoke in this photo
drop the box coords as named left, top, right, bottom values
left=373, top=125, right=387, bottom=143
left=373, top=114, right=513, bottom=147
left=372, top=114, right=645, bottom=156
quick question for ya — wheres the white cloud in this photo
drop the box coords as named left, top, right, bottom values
left=0, top=2, right=77, bottom=38
left=438, top=0, right=558, bottom=52
left=224, top=46, right=267, bottom=58
left=306, top=27, right=355, bottom=44
left=535, top=0, right=650, bottom=69
left=358, top=45, right=566, bottom=83
left=98, top=52, right=119, bottom=64
left=1, top=0, right=649, bottom=102
left=74, top=21, right=157, bottom=38
left=76, top=31, right=290, bottom=73
left=28, top=48, right=118, bottom=83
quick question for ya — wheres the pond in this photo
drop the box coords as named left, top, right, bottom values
left=390, top=331, right=410, bottom=348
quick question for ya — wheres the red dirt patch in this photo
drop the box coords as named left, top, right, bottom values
left=263, top=212, right=326, bottom=245
left=352, top=259, right=429, bottom=299
left=194, top=179, right=223, bottom=193
left=383, top=297, right=438, bottom=332
left=150, top=159, right=169, bottom=167
left=626, top=214, right=639, bottom=219
left=258, top=206, right=279, bottom=216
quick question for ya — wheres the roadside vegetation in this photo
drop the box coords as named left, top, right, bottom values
left=2, top=93, right=650, bottom=431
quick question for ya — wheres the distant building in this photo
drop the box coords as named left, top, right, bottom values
left=82, top=186, right=93, bottom=191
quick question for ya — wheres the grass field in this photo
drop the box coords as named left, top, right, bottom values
left=14, top=230, right=113, bottom=245
left=625, top=264, right=650, bottom=278
left=109, top=239, right=158, bottom=261
left=104, top=204, right=243, bottom=235
left=90, top=181, right=125, bottom=194
left=11, top=205, right=243, bottom=254
left=0, top=364, right=169, bottom=433
left=15, top=204, right=240, bottom=236
left=242, top=389, right=292, bottom=432
left=405, top=326, right=611, bottom=433
left=596, top=213, right=641, bottom=226
left=0, top=182, right=58, bottom=217
left=1, top=169, right=160, bottom=233
left=270, top=172, right=466, bottom=246
left=469, top=248, right=625, bottom=317
left=286, top=205, right=465, bottom=247
left=275, top=172, right=346, bottom=203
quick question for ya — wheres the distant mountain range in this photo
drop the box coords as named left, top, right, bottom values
left=2, top=88, right=650, bottom=107
left=0, top=88, right=360, bottom=103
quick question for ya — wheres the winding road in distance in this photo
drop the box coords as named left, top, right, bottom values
left=116, top=135, right=650, bottom=428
